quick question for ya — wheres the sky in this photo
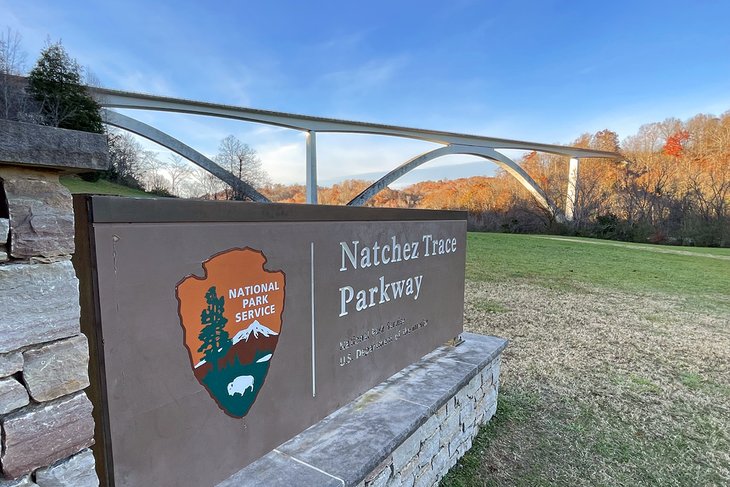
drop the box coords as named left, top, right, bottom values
left=2, top=0, right=730, bottom=185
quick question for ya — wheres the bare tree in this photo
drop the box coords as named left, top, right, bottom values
left=144, top=169, right=172, bottom=195
left=135, top=149, right=169, bottom=193
left=214, top=135, right=269, bottom=200
left=82, top=65, right=101, bottom=88
left=0, top=28, right=34, bottom=121
left=178, top=177, right=206, bottom=199
left=163, top=154, right=193, bottom=196
left=0, top=28, right=25, bottom=75
left=107, top=129, right=145, bottom=188
left=192, top=167, right=227, bottom=199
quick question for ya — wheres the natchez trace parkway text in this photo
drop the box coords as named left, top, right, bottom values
left=338, top=233, right=458, bottom=317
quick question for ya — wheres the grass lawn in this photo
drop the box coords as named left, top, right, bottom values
left=442, top=233, right=730, bottom=486
left=60, top=175, right=155, bottom=197
left=466, top=233, right=730, bottom=313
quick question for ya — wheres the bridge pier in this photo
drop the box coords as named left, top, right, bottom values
left=306, top=130, right=318, bottom=204
left=565, top=157, right=579, bottom=222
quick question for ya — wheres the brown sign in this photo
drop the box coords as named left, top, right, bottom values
left=75, top=196, right=466, bottom=487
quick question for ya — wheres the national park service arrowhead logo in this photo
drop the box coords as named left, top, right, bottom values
left=175, top=248, right=286, bottom=418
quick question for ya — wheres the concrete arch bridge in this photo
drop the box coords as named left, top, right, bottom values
left=89, top=86, right=622, bottom=222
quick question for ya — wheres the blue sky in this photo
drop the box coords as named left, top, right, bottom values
left=3, top=0, right=730, bottom=185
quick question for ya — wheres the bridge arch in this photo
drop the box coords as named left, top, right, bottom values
left=347, top=144, right=563, bottom=221
left=83, top=84, right=623, bottom=215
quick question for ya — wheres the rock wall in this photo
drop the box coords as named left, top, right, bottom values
left=358, top=356, right=500, bottom=487
left=0, top=122, right=107, bottom=487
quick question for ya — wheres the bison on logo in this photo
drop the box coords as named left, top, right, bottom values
left=175, top=248, right=285, bottom=418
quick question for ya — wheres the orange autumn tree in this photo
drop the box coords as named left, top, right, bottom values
left=251, top=112, right=728, bottom=246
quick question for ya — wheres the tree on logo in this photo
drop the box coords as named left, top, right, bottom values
left=198, top=286, right=232, bottom=370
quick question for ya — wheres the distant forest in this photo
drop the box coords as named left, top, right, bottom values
left=261, top=115, right=730, bottom=248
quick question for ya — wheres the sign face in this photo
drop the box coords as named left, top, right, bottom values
left=75, top=197, right=466, bottom=487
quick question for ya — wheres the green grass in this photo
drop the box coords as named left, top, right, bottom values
left=473, top=300, right=509, bottom=314
left=625, top=373, right=663, bottom=394
left=445, top=381, right=729, bottom=487
left=60, top=175, right=155, bottom=197
left=678, top=371, right=703, bottom=390
left=466, top=232, right=730, bottom=312
left=440, top=392, right=538, bottom=487
left=442, top=232, right=730, bottom=487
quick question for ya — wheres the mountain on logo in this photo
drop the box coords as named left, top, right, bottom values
left=232, top=320, right=278, bottom=344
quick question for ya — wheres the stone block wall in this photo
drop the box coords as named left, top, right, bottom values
left=0, top=122, right=107, bottom=487
left=220, top=334, right=505, bottom=487
left=359, top=357, right=501, bottom=487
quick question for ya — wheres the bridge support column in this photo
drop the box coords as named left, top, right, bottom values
left=306, top=130, right=318, bottom=204
left=565, top=157, right=579, bottom=222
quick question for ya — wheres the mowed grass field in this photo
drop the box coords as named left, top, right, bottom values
left=442, top=233, right=730, bottom=487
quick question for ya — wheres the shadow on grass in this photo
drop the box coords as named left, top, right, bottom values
left=440, top=390, right=538, bottom=487
left=440, top=385, right=730, bottom=487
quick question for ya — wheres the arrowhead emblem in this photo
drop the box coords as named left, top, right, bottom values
left=176, top=248, right=286, bottom=418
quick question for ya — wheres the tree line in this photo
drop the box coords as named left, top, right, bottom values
left=105, top=130, right=268, bottom=198
left=260, top=116, right=729, bottom=247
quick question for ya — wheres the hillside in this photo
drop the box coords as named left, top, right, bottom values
left=60, top=175, right=155, bottom=197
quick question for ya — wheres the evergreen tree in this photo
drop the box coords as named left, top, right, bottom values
left=198, top=286, right=232, bottom=369
left=27, top=41, right=103, bottom=133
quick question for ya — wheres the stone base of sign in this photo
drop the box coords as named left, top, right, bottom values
left=218, top=332, right=506, bottom=487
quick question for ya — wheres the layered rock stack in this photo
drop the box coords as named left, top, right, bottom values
left=0, top=120, right=108, bottom=487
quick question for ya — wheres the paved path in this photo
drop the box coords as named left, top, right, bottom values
left=535, top=236, right=730, bottom=261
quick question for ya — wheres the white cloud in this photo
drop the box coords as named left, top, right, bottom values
left=315, top=30, right=370, bottom=52
left=314, top=133, right=438, bottom=179
left=210, top=74, right=252, bottom=106
left=320, top=55, right=408, bottom=100
left=107, top=70, right=175, bottom=96
left=258, top=142, right=305, bottom=184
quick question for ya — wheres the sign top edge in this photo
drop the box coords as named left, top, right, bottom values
left=78, top=195, right=468, bottom=224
